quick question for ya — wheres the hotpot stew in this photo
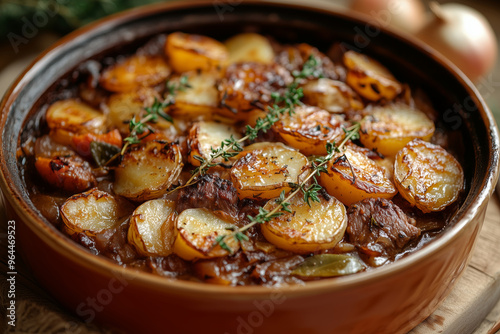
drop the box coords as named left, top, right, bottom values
left=18, top=32, right=464, bottom=286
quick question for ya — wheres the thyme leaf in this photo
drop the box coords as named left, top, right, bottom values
left=120, top=75, right=190, bottom=154
left=167, top=55, right=324, bottom=196
left=215, top=122, right=361, bottom=249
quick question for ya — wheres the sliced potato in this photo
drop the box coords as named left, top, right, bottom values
left=46, top=99, right=106, bottom=146
left=225, top=33, right=274, bottom=64
left=275, top=43, right=341, bottom=80
left=106, top=87, right=159, bottom=134
left=165, top=32, right=228, bottom=73
left=302, top=78, right=363, bottom=113
left=230, top=142, right=309, bottom=200
left=261, top=194, right=347, bottom=254
left=360, top=103, right=435, bottom=157
left=128, top=199, right=177, bottom=256
left=169, top=71, right=221, bottom=117
left=100, top=55, right=171, bottom=92
left=174, top=208, right=239, bottom=260
left=61, top=188, right=125, bottom=235
left=273, top=105, right=348, bottom=156
left=344, top=50, right=402, bottom=101
left=345, top=142, right=395, bottom=180
left=46, top=99, right=106, bottom=133
left=187, top=121, right=241, bottom=166
left=394, top=139, right=464, bottom=213
left=373, top=156, right=395, bottom=180
left=114, top=141, right=183, bottom=201
left=217, top=62, right=293, bottom=119
left=319, top=148, right=397, bottom=206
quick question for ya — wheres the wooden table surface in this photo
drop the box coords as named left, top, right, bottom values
left=1, top=1, right=500, bottom=332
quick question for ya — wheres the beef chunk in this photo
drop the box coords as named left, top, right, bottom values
left=94, top=221, right=138, bottom=265
left=251, top=255, right=304, bottom=284
left=194, top=253, right=255, bottom=285
left=346, top=198, right=421, bottom=258
left=148, top=254, right=191, bottom=278
left=176, top=174, right=238, bottom=216
left=275, top=43, right=344, bottom=81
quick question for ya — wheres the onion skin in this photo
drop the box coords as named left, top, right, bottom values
left=415, top=3, right=497, bottom=82
left=349, top=0, right=426, bottom=34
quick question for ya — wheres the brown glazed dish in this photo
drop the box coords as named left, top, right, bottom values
left=0, top=1, right=499, bottom=333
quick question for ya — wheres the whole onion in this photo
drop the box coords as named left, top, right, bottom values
left=415, top=2, right=497, bottom=82
left=349, top=0, right=427, bottom=34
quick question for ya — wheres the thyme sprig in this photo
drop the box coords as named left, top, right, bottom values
left=120, top=76, right=191, bottom=155
left=293, top=54, right=324, bottom=80
left=165, top=55, right=323, bottom=195
left=216, top=122, right=361, bottom=252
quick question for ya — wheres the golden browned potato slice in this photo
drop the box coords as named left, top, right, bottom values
left=319, top=148, right=397, bottom=206
left=106, top=87, right=159, bottom=134
left=359, top=103, right=435, bottom=157
left=394, top=139, right=464, bottom=213
left=273, top=105, right=348, bottom=156
left=168, top=71, right=221, bottom=118
left=344, top=50, right=402, bottom=101
left=173, top=208, right=239, bottom=260
left=230, top=142, right=309, bottom=200
left=225, top=33, right=274, bottom=64
left=100, top=55, right=171, bottom=93
left=301, top=78, right=363, bottom=113
left=114, top=141, right=183, bottom=201
left=217, top=62, right=293, bottom=120
left=165, top=32, right=228, bottom=73
left=61, top=188, right=126, bottom=235
left=261, top=194, right=347, bottom=254
left=347, top=140, right=395, bottom=180
left=46, top=99, right=106, bottom=145
left=106, top=87, right=181, bottom=142
left=275, top=43, right=341, bottom=80
left=187, top=121, right=241, bottom=166
left=128, top=199, right=177, bottom=256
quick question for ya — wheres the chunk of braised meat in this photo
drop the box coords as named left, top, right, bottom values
left=93, top=222, right=138, bottom=265
left=244, top=246, right=296, bottom=263
left=251, top=255, right=304, bottom=284
left=346, top=198, right=421, bottom=259
left=71, top=232, right=99, bottom=255
left=218, top=62, right=293, bottom=113
left=194, top=253, right=255, bottom=285
left=71, top=223, right=138, bottom=265
left=275, top=43, right=344, bottom=81
left=237, top=198, right=262, bottom=224
left=30, top=193, right=65, bottom=227
left=148, top=254, right=192, bottom=278
left=176, top=174, right=238, bottom=217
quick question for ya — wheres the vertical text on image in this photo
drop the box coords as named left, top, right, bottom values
left=6, top=220, right=17, bottom=327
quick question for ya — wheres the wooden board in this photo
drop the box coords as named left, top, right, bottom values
left=411, top=194, right=500, bottom=334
